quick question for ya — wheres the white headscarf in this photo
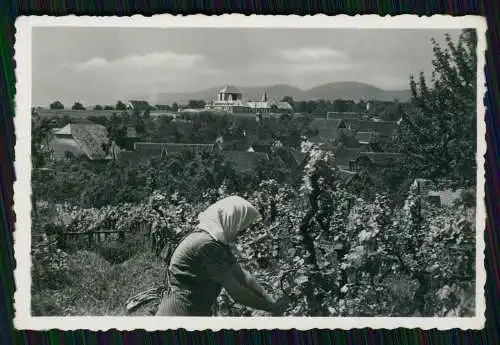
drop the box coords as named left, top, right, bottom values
left=197, top=195, right=260, bottom=245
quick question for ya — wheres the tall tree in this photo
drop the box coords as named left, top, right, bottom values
left=72, top=102, right=86, bottom=110
left=49, top=101, right=64, bottom=110
left=281, top=96, right=294, bottom=109
left=116, top=101, right=127, bottom=110
left=396, top=29, right=477, bottom=187
left=106, top=114, right=128, bottom=149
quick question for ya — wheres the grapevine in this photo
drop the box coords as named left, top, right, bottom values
left=32, top=148, right=476, bottom=317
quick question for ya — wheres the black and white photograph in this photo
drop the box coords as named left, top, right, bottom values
left=14, top=15, right=486, bottom=330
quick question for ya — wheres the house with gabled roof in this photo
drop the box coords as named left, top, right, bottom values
left=309, top=118, right=345, bottom=131
left=308, top=118, right=348, bottom=143
left=342, top=119, right=398, bottom=139
left=48, top=123, right=113, bottom=161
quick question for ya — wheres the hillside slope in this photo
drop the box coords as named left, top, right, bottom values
left=307, top=82, right=410, bottom=102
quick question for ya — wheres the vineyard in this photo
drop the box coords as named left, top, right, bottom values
left=32, top=146, right=475, bottom=317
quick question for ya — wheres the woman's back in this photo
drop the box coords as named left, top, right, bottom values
left=157, top=230, right=236, bottom=316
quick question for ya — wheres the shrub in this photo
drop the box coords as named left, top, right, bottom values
left=95, top=241, right=135, bottom=264
left=94, top=231, right=146, bottom=264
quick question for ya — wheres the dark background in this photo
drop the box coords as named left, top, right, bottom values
left=1, top=0, right=499, bottom=344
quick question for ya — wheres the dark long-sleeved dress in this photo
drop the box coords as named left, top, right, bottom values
left=155, top=230, right=236, bottom=316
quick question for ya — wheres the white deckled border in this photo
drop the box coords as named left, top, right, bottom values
left=13, top=14, right=487, bottom=331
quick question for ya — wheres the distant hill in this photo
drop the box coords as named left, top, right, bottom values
left=306, top=82, right=411, bottom=102
left=155, top=82, right=411, bottom=105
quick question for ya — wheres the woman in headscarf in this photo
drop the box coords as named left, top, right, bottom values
left=155, top=195, right=282, bottom=316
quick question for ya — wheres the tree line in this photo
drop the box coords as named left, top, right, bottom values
left=48, top=100, right=129, bottom=111
left=46, top=97, right=405, bottom=122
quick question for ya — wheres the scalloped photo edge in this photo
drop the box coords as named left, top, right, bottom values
left=13, top=14, right=487, bottom=331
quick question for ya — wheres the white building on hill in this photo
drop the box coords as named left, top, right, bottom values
left=204, top=86, right=292, bottom=114
left=204, top=85, right=251, bottom=113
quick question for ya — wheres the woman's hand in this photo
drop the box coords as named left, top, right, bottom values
left=223, top=264, right=288, bottom=313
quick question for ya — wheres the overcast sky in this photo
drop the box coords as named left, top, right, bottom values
left=32, top=27, right=461, bottom=106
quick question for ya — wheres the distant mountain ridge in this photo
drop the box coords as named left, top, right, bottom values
left=154, top=81, right=411, bottom=105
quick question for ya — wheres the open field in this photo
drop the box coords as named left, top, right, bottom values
left=34, top=109, right=293, bottom=121
left=35, top=109, right=180, bottom=119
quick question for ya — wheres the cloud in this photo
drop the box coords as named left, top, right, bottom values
left=74, top=51, right=205, bottom=72
left=287, top=62, right=359, bottom=73
left=76, top=57, right=108, bottom=70
left=272, top=47, right=359, bottom=74
left=361, top=74, right=411, bottom=90
left=278, top=47, right=349, bottom=63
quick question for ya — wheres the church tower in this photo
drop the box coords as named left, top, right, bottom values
left=261, top=90, right=268, bottom=102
